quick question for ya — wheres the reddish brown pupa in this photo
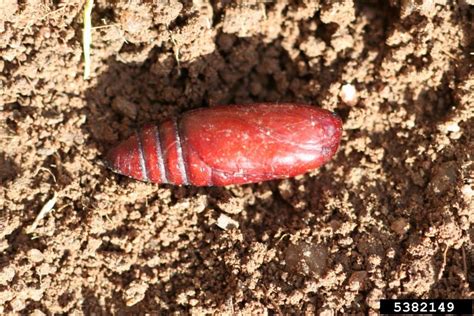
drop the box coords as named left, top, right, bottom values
left=105, top=103, right=342, bottom=186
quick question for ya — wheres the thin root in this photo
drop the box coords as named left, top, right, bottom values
left=27, top=192, right=58, bottom=234
left=437, top=245, right=450, bottom=281
left=83, top=0, right=94, bottom=80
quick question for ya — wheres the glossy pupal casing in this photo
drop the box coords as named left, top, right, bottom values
left=105, top=103, right=342, bottom=186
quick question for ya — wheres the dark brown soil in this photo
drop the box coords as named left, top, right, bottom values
left=1, top=0, right=473, bottom=314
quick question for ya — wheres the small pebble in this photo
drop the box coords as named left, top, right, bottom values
left=339, top=83, right=357, bottom=106
left=216, top=213, right=239, bottom=230
left=28, top=249, right=44, bottom=263
left=124, top=281, right=148, bottom=306
left=461, top=185, right=473, bottom=200
left=445, top=121, right=460, bottom=133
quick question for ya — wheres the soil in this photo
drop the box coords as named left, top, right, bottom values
left=1, top=0, right=473, bottom=314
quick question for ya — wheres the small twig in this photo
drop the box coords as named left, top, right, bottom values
left=30, top=203, right=70, bottom=240
left=24, top=76, right=37, bottom=94
left=440, top=49, right=456, bottom=60
left=167, top=27, right=181, bottom=72
left=92, top=23, right=120, bottom=30
left=437, top=245, right=450, bottom=280
left=260, top=3, right=267, bottom=20
left=92, top=25, right=111, bottom=30
left=33, top=167, right=57, bottom=183
left=104, top=213, right=113, bottom=224
left=276, top=233, right=290, bottom=244
left=27, top=192, right=58, bottom=234
left=83, top=0, right=94, bottom=80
